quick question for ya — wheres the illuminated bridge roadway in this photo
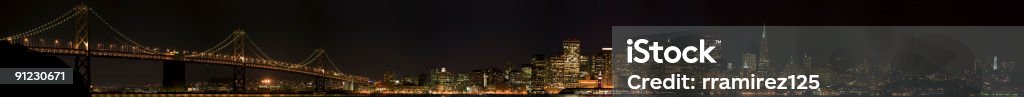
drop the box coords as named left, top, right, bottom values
left=3, top=4, right=370, bottom=92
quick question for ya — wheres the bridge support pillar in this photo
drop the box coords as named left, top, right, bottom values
left=73, top=56, right=91, bottom=89
left=345, top=81, right=354, bottom=90
left=162, top=60, right=187, bottom=92
left=231, top=67, right=246, bottom=93
left=314, top=78, right=327, bottom=92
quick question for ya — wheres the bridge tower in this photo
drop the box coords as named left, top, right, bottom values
left=7, top=3, right=372, bottom=93
left=230, top=29, right=248, bottom=93
left=312, top=56, right=328, bottom=92
left=71, top=3, right=93, bottom=89
left=188, top=28, right=278, bottom=93
left=300, top=49, right=343, bottom=92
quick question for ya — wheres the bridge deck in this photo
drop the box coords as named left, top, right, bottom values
left=28, top=47, right=371, bottom=84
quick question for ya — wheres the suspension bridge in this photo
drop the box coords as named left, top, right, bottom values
left=2, top=4, right=370, bottom=92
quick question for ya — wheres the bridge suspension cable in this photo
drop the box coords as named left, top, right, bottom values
left=187, top=29, right=282, bottom=64
left=5, top=7, right=80, bottom=40
left=299, top=49, right=342, bottom=73
left=190, top=30, right=243, bottom=56
left=88, top=8, right=160, bottom=53
left=7, top=4, right=366, bottom=83
left=5, top=4, right=160, bottom=54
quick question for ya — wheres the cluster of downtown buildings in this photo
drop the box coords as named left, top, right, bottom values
left=89, top=37, right=614, bottom=94
left=374, top=38, right=613, bottom=94
left=614, top=30, right=1021, bottom=96
left=91, top=30, right=1021, bottom=96
left=367, top=30, right=1022, bottom=95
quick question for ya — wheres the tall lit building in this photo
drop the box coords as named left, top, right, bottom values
left=742, top=53, right=757, bottom=75
left=757, top=26, right=771, bottom=75
left=511, top=64, right=534, bottom=90
left=549, top=37, right=588, bottom=88
left=977, top=56, right=1015, bottom=91
left=783, top=55, right=801, bottom=75
left=592, top=48, right=613, bottom=88
left=529, top=54, right=550, bottom=90
left=429, top=67, right=455, bottom=92
left=801, top=52, right=814, bottom=74
left=384, top=71, right=398, bottom=86
left=401, top=75, right=419, bottom=86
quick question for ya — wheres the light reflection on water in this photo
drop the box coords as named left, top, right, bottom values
left=92, top=94, right=366, bottom=97
left=92, top=94, right=618, bottom=97
left=92, top=94, right=1019, bottom=97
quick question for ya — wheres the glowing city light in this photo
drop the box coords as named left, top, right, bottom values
left=261, top=79, right=272, bottom=84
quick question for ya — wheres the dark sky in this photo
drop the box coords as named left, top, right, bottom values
left=1, top=0, right=1022, bottom=86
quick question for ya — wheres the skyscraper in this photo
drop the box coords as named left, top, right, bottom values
left=593, top=48, right=613, bottom=88
left=529, top=54, right=550, bottom=90
left=742, top=53, right=757, bottom=76
left=384, top=71, right=398, bottom=86
left=549, top=37, right=588, bottom=88
left=757, top=25, right=771, bottom=75
left=429, top=67, right=455, bottom=92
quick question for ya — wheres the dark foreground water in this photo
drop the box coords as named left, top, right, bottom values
left=90, top=94, right=1022, bottom=97
left=91, top=94, right=608, bottom=97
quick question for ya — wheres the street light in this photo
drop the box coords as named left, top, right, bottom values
left=261, top=79, right=272, bottom=84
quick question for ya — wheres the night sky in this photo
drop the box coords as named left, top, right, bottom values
left=1, top=0, right=1022, bottom=86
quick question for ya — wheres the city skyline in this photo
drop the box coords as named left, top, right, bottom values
left=0, top=3, right=617, bottom=93
left=613, top=26, right=1024, bottom=96
left=3, top=0, right=1024, bottom=96
left=0, top=1, right=613, bottom=85
left=7, top=7, right=1024, bottom=94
